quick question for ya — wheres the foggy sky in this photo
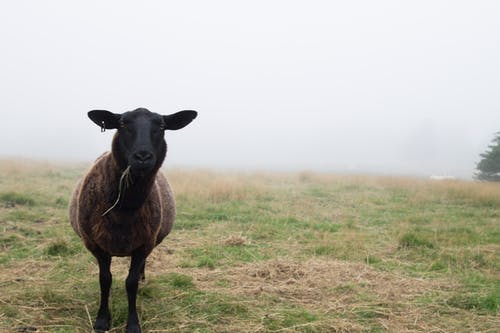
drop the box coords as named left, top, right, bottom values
left=1, top=1, right=500, bottom=178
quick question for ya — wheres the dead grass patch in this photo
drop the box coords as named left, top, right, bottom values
left=223, top=234, right=248, bottom=246
left=171, top=258, right=493, bottom=332
left=209, top=258, right=445, bottom=304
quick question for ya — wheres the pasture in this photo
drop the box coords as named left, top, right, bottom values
left=0, top=160, right=498, bottom=332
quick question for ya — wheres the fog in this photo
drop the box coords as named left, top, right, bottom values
left=1, top=1, right=499, bottom=178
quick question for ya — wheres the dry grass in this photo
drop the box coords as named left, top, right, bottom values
left=167, top=169, right=269, bottom=204
left=144, top=248, right=493, bottom=332
left=223, top=234, right=248, bottom=246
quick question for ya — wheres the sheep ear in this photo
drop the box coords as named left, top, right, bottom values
left=88, top=110, right=121, bottom=130
left=163, top=110, right=197, bottom=130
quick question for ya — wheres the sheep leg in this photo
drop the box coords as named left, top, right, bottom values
left=125, top=252, right=146, bottom=333
left=139, top=260, right=146, bottom=282
left=93, top=250, right=112, bottom=332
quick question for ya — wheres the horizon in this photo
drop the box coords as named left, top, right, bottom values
left=0, top=155, right=480, bottom=181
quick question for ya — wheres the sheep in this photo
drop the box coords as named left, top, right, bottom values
left=69, top=107, right=197, bottom=333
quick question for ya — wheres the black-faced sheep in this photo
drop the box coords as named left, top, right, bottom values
left=69, top=107, right=197, bottom=333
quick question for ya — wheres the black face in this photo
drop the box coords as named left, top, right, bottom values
left=117, top=110, right=165, bottom=172
left=88, top=108, right=197, bottom=173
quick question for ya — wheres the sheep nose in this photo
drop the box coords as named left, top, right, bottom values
left=133, top=151, right=153, bottom=163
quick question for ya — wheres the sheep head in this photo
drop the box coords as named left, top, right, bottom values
left=88, top=107, right=197, bottom=174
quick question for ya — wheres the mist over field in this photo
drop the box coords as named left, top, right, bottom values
left=1, top=1, right=500, bottom=178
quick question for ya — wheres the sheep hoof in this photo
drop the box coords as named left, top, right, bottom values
left=126, top=324, right=142, bottom=333
left=94, top=315, right=111, bottom=332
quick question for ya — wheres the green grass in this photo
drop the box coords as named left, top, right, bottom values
left=45, top=240, right=78, bottom=257
left=398, top=230, right=435, bottom=249
left=447, top=289, right=499, bottom=313
left=0, top=162, right=499, bottom=332
left=0, top=192, right=36, bottom=206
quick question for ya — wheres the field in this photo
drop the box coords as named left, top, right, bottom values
left=0, top=160, right=498, bottom=332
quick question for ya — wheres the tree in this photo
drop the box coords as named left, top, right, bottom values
left=475, top=132, right=500, bottom=181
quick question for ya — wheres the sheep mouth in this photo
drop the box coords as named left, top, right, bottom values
left=129, top=160, right=156, bottom=173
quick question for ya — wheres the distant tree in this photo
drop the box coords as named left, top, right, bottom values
left=475, top=132, right=500, bottom=181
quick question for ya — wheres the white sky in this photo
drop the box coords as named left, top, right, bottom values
left=1, top=1, right=499, bottom=178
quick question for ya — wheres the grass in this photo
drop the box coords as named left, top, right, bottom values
left=398, top=230, right=435, bottom=249
left=0, top=192, right=36, bottom=206
left=0, top=161, right=499, bottom=332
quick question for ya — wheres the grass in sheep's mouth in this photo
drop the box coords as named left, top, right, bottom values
left=0, top=161, right=498, bottom=332
left=101, top=165, right=132, bottom=216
